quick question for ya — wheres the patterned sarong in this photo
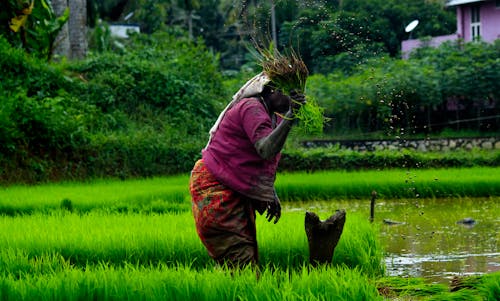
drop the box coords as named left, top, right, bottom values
left=189, top=159, right=258, bottom=266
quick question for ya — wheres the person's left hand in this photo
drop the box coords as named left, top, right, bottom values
left=266, top=195, right=281, bottom=224
left=290, top=89, right=306, bottom=115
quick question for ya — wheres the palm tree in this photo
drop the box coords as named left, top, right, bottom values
left=51, top=0, right=70, bottom=59
left=172, top=0, right=200, bottom=39
left=68, top=0, right=88, bottom=59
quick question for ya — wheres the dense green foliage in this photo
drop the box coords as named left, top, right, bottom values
left=280, top=147, right=500, bottom=172
left=274, top=167, right=500, bottom=201
left=1, top=14, right=498, bottom=183
left=85, top=0, right=455, bottom=71
left=307, top=40, right=500, bottom=135
left=279, top=0, right=455, bottom=73
left=0, top=211, right=383, bottom=273
left=0, top=33, right=224, bottom=183
left=0, top=0, right=68, bottom=61
left=0, top=178, right=385, bottom=300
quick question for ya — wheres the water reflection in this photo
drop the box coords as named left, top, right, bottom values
left=286, top=197, right=499, bottom=282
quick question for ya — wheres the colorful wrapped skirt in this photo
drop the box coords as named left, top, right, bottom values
left=189, top=159, right=258, bottom=266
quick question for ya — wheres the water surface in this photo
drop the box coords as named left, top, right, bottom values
left=287, top=197, right=499, bottom=283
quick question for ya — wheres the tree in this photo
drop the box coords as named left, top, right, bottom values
left=0, top=0, right=70, bottom=60
left=68, top=0, right=88, bottom=59
left=172, top=0, right=200, bottom=39
left=51, top=0, right=71, bottom=59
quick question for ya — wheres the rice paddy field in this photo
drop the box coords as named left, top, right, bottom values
left=1, top=167, right=499, bottom=300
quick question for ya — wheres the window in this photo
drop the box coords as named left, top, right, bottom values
left=496, top=0, right=500, bottom=9
left=470, top=5, right=481, bottom=41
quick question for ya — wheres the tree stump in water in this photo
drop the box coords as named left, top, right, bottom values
left=305, top=210, right=346, bottom=266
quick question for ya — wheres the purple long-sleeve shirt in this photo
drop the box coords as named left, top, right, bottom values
left=202, top=97, right=281, bottom=203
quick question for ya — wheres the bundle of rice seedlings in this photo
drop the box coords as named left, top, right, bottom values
left=257, top=45, right=326, bottom=135
left=259, top=47, right=309, bottom=94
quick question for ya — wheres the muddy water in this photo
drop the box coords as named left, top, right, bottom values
left=287, top=197, right=499, bottom=283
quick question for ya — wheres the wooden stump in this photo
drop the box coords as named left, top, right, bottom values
left=305, top=210, right=346, bottom=266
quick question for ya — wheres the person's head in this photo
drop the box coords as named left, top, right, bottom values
left=261, top=83, right=291, bottom=114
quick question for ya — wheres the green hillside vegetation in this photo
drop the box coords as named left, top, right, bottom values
left=0, top=32, right=225, bottom=183
left=0, top=33, right=500, bottom=183
left=1, top=33, right=499, bottom=184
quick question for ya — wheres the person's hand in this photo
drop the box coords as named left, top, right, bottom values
left=266, top=195, right=281, bottom=224
left=290, top=89, right=306, bottom=115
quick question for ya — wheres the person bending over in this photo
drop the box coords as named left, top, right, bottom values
left=189, top=72, right=305, bottom=268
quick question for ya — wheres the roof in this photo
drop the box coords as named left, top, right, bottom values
left=446, top=0, right=485, bottom=6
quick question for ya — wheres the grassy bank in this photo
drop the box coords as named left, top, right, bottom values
left=1, top=167, right=498, bottom=215
left=275, top=166, right=500, bottom=201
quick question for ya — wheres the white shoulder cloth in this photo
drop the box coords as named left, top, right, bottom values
left=205, top=72, right=270, bottom=148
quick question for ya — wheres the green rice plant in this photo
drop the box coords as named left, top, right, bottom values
left=275, top=167, right=500, bottom=201
left=376, top=277, right=448, bottom=298
left=0, top=176, right=190, bottom=215
left=257, top=45, right=308, bottom=94
left=479, top=272, right=500, bottom=301
left=0, top=264, right=383, bottom=301
left=0, top=211, right=383, bottom=275
left=376, top=273, right=500, bottom=300
left=1, top=167, right=498, bottom=216
left=291, top=96, right=326, bottom=136
left=254, top=44, right=326, bottom=135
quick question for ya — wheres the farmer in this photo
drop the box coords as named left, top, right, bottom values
left=189, top=72, right=306, bottom=268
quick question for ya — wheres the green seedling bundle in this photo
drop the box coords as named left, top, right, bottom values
left=257, top=45, right=326, bottom=135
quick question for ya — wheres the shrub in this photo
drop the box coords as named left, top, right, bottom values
left=279, top=147, right=500, bottom=172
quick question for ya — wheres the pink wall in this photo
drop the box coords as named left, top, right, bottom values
left=401, top=34, right=458, bottom=58
left=456, top=0, right=500, bottom=42
left=480, top=1, right=500, bottom=42
left=402, top=0, right=499, bottom=57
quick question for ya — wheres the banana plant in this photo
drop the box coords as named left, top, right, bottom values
left=1, top=0, right=69, bottom=61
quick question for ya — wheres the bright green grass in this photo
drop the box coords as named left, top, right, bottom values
left=0, top=167, right=499, bottom=215
left=0, top=168, right=498, bottom=300
left=0, top=264, right=383, bottom=301
left=0, top=211, right=383, bottom=276
left=376, top=272, right=500, bottom=301
left=0, top=176, right=190, bottom=214
left=275, top=166, right=500, bottom=201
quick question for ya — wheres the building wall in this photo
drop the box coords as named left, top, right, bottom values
left=401, top=34, right=458, bottom=58
left=456, top=0, right=500, bottom=42
left=402, top=0, right=499, bottom=57
left=481, top=0, right=500, bottom=42
left=456, top=5, right=465, bottom=39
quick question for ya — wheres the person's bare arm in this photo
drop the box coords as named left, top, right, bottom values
left=254, top=91, right=306, bottom=160
left=254, top=110, right=295, bottom=160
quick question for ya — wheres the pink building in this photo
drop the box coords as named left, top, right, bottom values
left=402, top=0, right=500, bottom=58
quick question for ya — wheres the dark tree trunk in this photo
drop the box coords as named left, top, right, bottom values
left=51, top=0, right=70, bottom=60
left=68, top=0, right=88, bottom=59
left=305, top=210, right=346, bottom=266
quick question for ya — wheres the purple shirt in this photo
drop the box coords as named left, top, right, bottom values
left=202, top=97, right=281, bottom=202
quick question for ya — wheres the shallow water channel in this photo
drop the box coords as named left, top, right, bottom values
left=288, top=197, right=499, bottom=283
